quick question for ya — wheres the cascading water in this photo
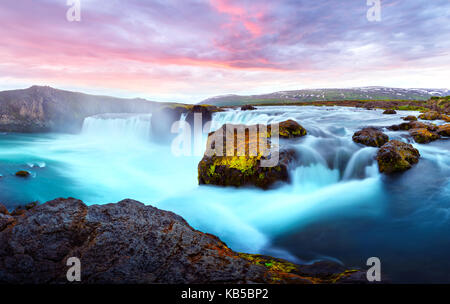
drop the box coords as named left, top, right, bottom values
left=82, top=113, right=153, bottom=141
left=1, top=106, right=450, bottom=282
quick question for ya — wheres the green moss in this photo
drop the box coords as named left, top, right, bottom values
left=214, top=156, right=258, bottom=176
left=397, top=105, right=428, bottom=111
left=208, top=164, right=216, bottom=177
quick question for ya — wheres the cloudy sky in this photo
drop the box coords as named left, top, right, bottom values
left=0, top=0, right=449, bottom=103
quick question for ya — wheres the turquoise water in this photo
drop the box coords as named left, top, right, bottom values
left=0, top=106, right=449, bottom=283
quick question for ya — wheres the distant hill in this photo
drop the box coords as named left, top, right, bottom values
left=0, top=86, right=171, bottom=133
left=200, top=87, right=450, bottom=106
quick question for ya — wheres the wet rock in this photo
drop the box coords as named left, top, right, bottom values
left=403, top=115, right=418, bottom=121
left=383, top=109, right=397, bottom=115
left=15, top=171, right=30, bottom=178
left=185, top=105, right=222, bottom=126
left=276, top=119, right=307, bottom=138
left=437, top=124, right=450, bottom=137
left=241, top=105, right=256, bottom=111
left=409, top=128, right=440, bottom=144
left=0, top=198, right=367, bottom=284
left=0, top=213, right=15, bottom=231
left=0, top=204, right=9, bottom=215
left=418, top=111, right=441, bottom=120
left=376, top=140, right=420, bottom=174
left=388, top=121, right=437, bottom=131
left=352, top=127, right=389, bottom=147
left=198, top=122, right=300, bottom=189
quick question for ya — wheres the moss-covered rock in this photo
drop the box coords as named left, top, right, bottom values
left=383, top=109, right=397, bottom=114
left=352, top=127, right=389, bottom=147
left=388, top=121, right=437, bottom=131
left=409, top=128, right=440, bottom=144
left=376, top=140, right=420, bottom=174
left=15, top=170, right=30, bottom=178
left=403, top=115, right=418, bottom=121
left=238, top=254, right=365, bottom=284
left=198, top=122, right=299, bottom=189
left=437, top=124, right=450, bottom=137
left=275, top=119, right=307, bottom=138
left=441, top=114, right=450, bottom=122
left=418, top=111, right=441, bottom=120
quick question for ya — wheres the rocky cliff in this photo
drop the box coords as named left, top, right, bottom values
left=0, top=198, right=367, bottom=284
left=0, top=86, right=161, bottom=133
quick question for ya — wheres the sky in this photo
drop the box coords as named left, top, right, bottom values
left=0, top=0, right=449, bottom=103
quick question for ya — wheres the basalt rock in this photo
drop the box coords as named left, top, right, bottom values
left=383, top=109, right=397, bottom=115
left=198, top=121, right=305, bottom=189
left=0, top=204, right=9, bottom=215
left=388, top=121, right=437, bottom=132
left=409, top=128, right=440, bottom=144
left=376, top=140, right=420, bottom=174
left=403, top=115, right=418, bottom=121
left=437, top=124, right=450, bottom=137
left=352, top=127, right=389, bottom=147
left=241, top=105, right=256, bottom=111
left=276, top=120, right=307, bottom=138
left=0, top=198, right=367, bottom=284
left=418, top=111, right=441, bottom=120
left=15, top=171, right=30, bottom=178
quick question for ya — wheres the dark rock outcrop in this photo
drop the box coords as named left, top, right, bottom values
left=376, top=140, right=420, bottom=174
left=185, top=105, right=222, bottom=128
left=418, top=111, right=441, bottom=120
left=352, top=127, right=389, bottom=147
left=403, top=115, right=418, bottom=121
left=198, top=121, right=305, bottom=189
left=241, top=105, right=256, bottom=111
left=388, top=121, right=437, bottom=131
left=409, top=128, right=440, bottom=144
left=383, top=109, right=397, bottom=115
left=276, top=120, right=307, bottom=138
left=150, top=104, right=222, bottom=143
left=15, top=171, right=30, bottom=178
left=0, top=198, right=366, bottom=284
left=437, top=124, right=450, bottom=137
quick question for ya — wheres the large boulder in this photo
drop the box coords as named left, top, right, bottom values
left=241, top=105, right=256, bottom=111
left=403, top=115, right=418, bottom=121
left=376, top=140, right=420, bottom=174
left=388, top=121, right=437, bottom=131
left=409, top=128, right=440, bottom=144
left=15, top=171, right=30, bottom=178
left=437, top=124, right=450, bottom=137
left=383, top=109, right=397, bottom=115
left=185, top=105, right=222, bottom=127
left=0, top=198, right=366, bottom=284
left=198, top=121, right=306, bottom=189
left=418, top=111, right=441, bottom=120
left=276, top=120, right=307, bottom=138
left=352, top=127, right=389, bottom=147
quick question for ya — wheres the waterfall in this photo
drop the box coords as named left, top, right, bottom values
left=211, top=107, right=381, bottom=182
left=82, top=113, right=152, bottom=141
left=342, top=147, right=378, bottom=180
